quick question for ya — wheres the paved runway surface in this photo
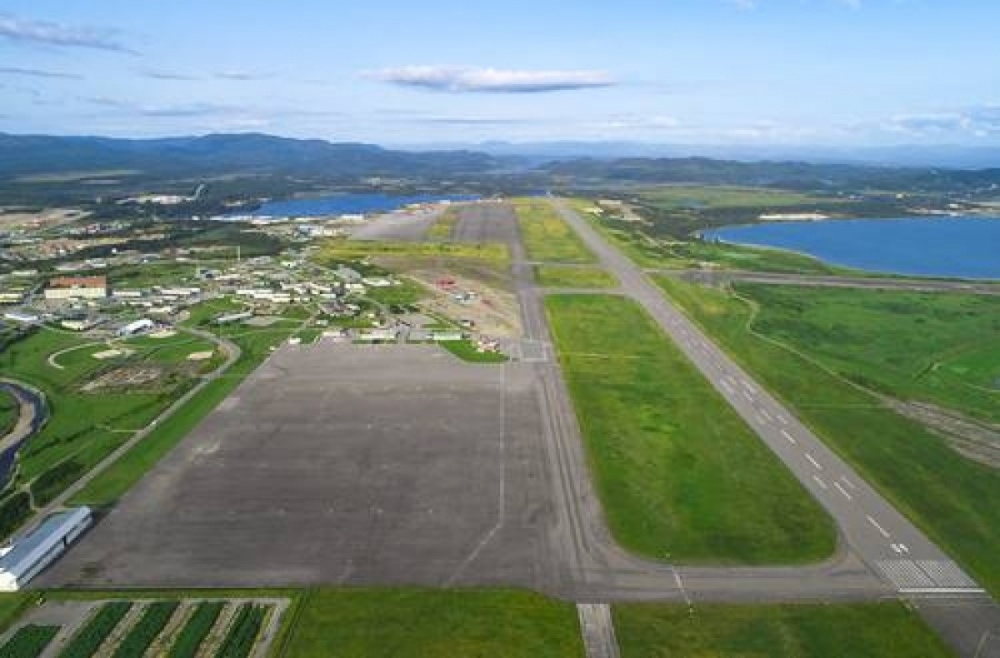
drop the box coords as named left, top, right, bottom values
left=547, top=197, right=999, bottom=657
left=663, top=268, right=1000, bottom=295
left=349, top=208, right=440, bottom=242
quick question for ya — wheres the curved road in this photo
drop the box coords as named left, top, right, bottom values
left=530, top=198, right=999, bottom=657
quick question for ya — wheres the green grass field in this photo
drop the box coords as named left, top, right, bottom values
left=0, top=387, right=18, bottom=438
left=514, top=199, right=596, bottom=264
left=438, top=340, right=509, bottom=363
left=734, top=284, right=1000, bottom=423
left=535, top=265, right=617, bottom=289
left=657, top=277, right=1000, bottom=595
left=279, top=589, right=583, bottom=658
left=545, top=295, right=834, bottom=563
left=0, top=328, right=217, bottom=536
left=639, top=185, right=823, bottom=210
left=71, top=307, right=299, bottom=507
left=614, top=602, right=953, bottom=658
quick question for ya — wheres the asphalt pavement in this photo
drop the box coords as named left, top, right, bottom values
left=541, top=198, right=999, bottom=657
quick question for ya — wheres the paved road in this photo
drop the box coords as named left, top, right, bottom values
left=545, top=197, right=1000, bottom=657
left=660, top=268, right=1000, bottom=295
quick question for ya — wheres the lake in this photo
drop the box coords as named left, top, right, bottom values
left=242, top=192, right=479, bottom=218
left=702, top=216, right=1000, bottom=280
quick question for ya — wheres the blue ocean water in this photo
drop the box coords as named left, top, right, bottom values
left=702, top=216, right=1000, bottom=280
left=245, top=193, right=479, bottom=218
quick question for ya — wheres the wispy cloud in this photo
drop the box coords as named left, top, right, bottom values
left=0, top=14, right=136, bottom=54
left=0, top=66, right=82, bottom=80
left=140, top=69, right=200, bottom=81
left=886, top=105, right=1000, bottom=137
left=366, top=66, right=616, bottom=93
left=214, top=70, right=270, bottom=81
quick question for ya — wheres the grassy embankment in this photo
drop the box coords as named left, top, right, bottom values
left=657, top=277, right=1000, bottom=595
left=545, top=294, right=834, bottom=563
left=0, top=328, right=219, bottom=537
left=534, top=265, right=617, bottom=289
left=278, top=588, right=583, bottom=658
left=734, top=284, right=1000, bottom=423
left=70, top=298, right=304, bottom=506
left=513, top=199, right=596, bottom=264
left=0, top=387, right=18, bottom=438
left=614, top=602, right=954, bottom=658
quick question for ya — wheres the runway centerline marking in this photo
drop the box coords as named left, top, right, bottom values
left=867, top=515, right=891, bottom=538
left=804, top=453, right=823, bottom=470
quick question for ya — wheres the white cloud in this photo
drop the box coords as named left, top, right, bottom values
left=0, top=14, right=135, bottom=54
left=366, top=66, right=615, bottom=93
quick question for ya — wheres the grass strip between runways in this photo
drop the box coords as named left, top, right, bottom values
left=545, top=294, right=835, bottom=563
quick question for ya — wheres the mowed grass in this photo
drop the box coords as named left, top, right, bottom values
left=280, top=588, right=583, bottom=658
left=535, top=265, right=617, bottom=289
left=738, top=284, right=1000, bottom=422
left=514, top=198, right=596, bottom=264
left=639, top=185, right=823, bottom=210
left=545, top=295, right=834, bottom=563
left=614, top=602, right=953, bottom=658
left=657, top=277, right=1000, bottom=595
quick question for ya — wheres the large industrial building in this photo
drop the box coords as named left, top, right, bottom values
left=0, top=507, right=93, bottom=591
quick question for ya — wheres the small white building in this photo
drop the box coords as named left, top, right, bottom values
left=0, top=507, right=93, bottom=591
left=117, top=318, right=154, bottom=337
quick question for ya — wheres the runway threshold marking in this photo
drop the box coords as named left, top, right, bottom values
left=840, top=476, right=856, bottom=490
left=867, top=515, right=891, bottom=538
left=812, top=474, right=828, bottom=490
left=833, top=481, right=853, bottom=500
left=804, top=453, right=823, bottom=470
left=759, top=408, right=772, bottom=422
left=776, top=413, right=789, bottom=425
left=721, top=380, right=735, bottom=395
left=780, top=429, right=797, bottom=444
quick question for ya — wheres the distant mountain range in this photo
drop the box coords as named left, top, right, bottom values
left=0, top=132, right=499, bottom=179
left=408, top=140, right=1000, bottom=169
left=2, top=132, right=999, bottom=195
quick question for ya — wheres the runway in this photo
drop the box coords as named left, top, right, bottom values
left=541, top=197, right=999, bottom=657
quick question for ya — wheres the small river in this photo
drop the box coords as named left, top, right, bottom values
left=702, top=216, right=1000, bottom=280
left=0, top=381, right=47, bottom=488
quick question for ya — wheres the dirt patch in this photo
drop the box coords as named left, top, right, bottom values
left=408, top=268, right=521, bottom=339
left=81, top=365, right=168, bottom=392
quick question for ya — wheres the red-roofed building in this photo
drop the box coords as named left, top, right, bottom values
left=44, top=276, right=108, bottom=300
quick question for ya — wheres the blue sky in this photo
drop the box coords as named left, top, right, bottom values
left=1, top=0, right=999, bottom=146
